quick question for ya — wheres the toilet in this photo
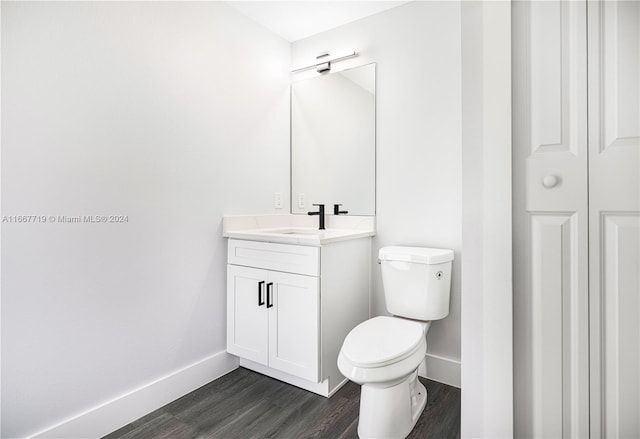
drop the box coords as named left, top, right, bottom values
left=337, top=246, right=454, bottom=439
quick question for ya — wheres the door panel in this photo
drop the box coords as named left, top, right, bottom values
left=597, top=1, right=639, bottom=152
left=588, top=2, right=640, bottom=437
left=529, top=213, right=587, bottom=437
left=515, top=1, right=639, bottom=436
left=513, top=1, right=589, bottom=437
left=600, top=215, right=640, bottom=438
left=528, top=0, right=583, bottom=156
left=268, top=271, right=319, bottom=382
left=227, top=265, right=268, bottom=365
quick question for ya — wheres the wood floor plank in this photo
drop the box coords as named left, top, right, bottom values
left=103, top=368, right=460, bottom=439
left=204, top=381, right=314, bottom=438
left=303, top=397, right=360, bottom=439
left=409, top=380, right=461, bottom=439
left=171, top=371, right=281, bottom=433
left=104, top=412, right=199, bottom=439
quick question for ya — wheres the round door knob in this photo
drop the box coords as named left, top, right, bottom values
left=542, top=175, right=559, bottom=188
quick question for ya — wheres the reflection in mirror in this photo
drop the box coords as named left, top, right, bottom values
left=291, top=63, right=375, bottom=215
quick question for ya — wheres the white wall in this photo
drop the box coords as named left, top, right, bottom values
left=1, top=2, right=290, bottom=437
left=461, top=2, right=513, bottom=438
left=291, top=1, right=463, bottom=386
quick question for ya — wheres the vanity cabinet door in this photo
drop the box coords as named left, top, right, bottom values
left=267, top=271, right=319, bottom=382
left=227, top=265, right=268, bottom=365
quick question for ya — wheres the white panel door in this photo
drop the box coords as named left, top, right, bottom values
left=587, top=1, right=640, bottom=437
left=515, top=0, right=639, bottom=437
left=267, top=270, right=319, bottom=382
left=227, top=265, right=268, bottom=365
left=513, top=1, right=590, bottom=437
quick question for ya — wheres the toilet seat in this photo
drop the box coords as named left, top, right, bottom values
left=341, top=316, right=425, bottom=368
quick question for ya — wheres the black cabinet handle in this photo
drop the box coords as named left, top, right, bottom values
left=266, top=282, right=274, bottom=308
left=258, top=281, right=265, bottom=306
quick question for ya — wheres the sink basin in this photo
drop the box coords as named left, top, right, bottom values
left=252, top=227, right=323, bottom=236
left=278, top=228, right=321, bottom=235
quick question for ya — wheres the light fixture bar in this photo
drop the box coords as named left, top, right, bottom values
left=290, top=51, right=358, bottom=73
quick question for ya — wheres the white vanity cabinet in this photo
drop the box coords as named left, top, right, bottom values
left=227, top=265, right=320, bottom=382
left=226, top=237, right=370, bottom=397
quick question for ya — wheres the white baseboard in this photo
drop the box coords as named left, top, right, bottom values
left=418, top=353, right=461, bottom=388
left=30, top=351, right=239, bottom=439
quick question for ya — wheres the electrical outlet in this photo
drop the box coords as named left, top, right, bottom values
left=298, top=193, right=305, bottom=209
left=274, top=192, right=283, bottom=209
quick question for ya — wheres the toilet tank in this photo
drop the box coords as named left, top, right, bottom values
left=379, top=246, right=454, bottom=321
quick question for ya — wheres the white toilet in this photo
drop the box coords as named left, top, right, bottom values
left=337, top=246, right=454, bottom=439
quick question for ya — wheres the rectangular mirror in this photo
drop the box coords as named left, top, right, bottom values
left=291, top=63, right=376, bottom=215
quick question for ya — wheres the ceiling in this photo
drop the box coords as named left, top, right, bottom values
left=225, top=1, right=411, bottom=42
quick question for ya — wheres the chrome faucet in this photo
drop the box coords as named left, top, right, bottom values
left=308, top=204, right=325, bottom=230
left=333, top=204, right=348, bottom=215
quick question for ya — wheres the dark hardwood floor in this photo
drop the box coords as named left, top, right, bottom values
left=103, top=367, right=460, bottom=439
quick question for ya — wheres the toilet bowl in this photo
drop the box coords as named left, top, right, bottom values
left=338, top=246, right=454, bottom=439
left=337, top=316, right=430, bottom=439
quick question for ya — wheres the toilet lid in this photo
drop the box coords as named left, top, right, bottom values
left=342, top=316, right=425, bottom=368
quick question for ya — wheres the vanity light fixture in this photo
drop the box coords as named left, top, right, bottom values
left=290, top=50, right=358, bottom=74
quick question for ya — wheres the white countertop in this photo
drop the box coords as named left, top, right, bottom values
left=222, top=214, right=375, bottom=246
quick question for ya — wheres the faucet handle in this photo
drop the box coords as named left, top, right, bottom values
left=333, top=204, right=349, bottom=215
